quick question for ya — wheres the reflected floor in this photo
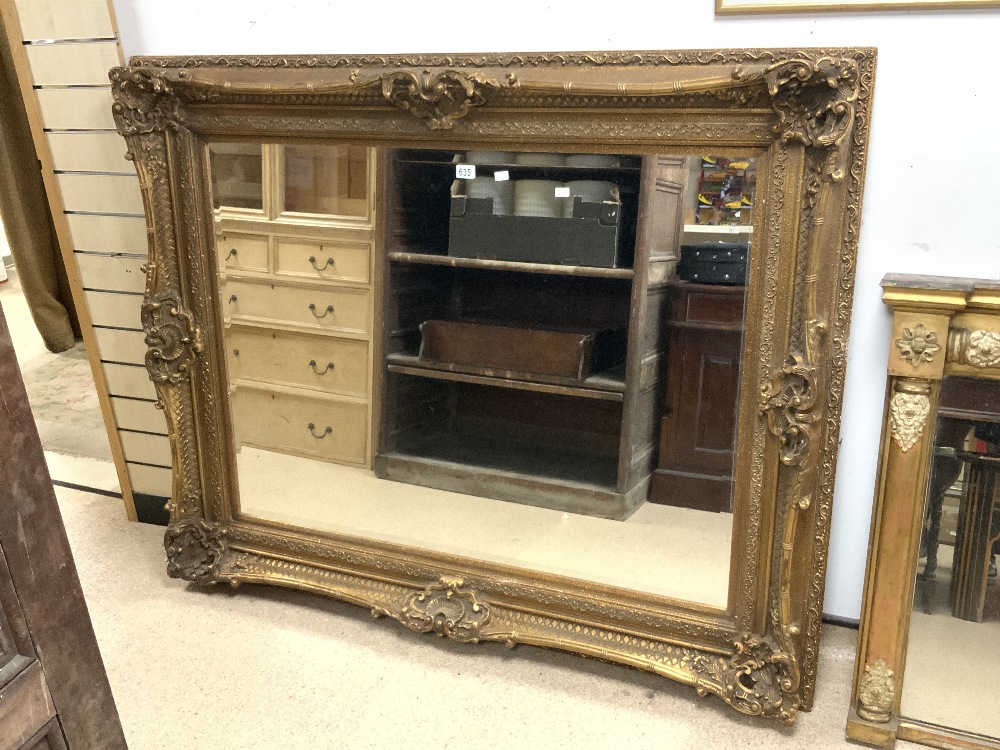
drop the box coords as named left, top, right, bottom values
left=901, top=546, right=1000, bottom=739
left=236, top=447, right=732, bottom=609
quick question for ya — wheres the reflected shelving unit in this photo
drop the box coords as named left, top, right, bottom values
left=374, top=150, right=686, bottom=520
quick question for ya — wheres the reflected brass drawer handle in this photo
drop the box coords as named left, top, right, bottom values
left=229, top=295, right=238, bottom=304
left=225, top=248, right=238, bottom=260
left=307, top=422, right=332, bottom=439
left=309, top=360, right=335, bottom=375
left=308, top=255, right=335, bottom=271
left=308, top=303, right=334, bottom=318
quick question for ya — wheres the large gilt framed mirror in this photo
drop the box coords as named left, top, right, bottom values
left=849, top=275, right=1000, bottom=749
left=111, top=48, right=874, bottom=724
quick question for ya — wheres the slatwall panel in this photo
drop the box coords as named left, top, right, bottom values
left=4, top=0, right=172, bottom=522
left=111, top=396, right=167, bottom=434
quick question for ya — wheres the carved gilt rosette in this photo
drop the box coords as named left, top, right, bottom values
left=895, top=324, right=941, bottom=368
left=947, top=327, right=1000, bottom=370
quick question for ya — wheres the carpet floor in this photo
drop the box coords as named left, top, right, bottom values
left=56, top=480, right=923, bottom=750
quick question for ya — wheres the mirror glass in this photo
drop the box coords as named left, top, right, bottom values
left=212, top=142, right=759, bottom=610
left=902, top=375, right=1000, bottom=738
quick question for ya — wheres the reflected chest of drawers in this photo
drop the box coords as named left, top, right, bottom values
left=213, top=143, right=376, bottom=469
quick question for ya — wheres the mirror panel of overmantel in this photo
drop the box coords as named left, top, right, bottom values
left=849, top=275, right=1000, bottom=750
left=213, top=142, right=759, bottom=610
left=902, top=376, right=1000, bottom=740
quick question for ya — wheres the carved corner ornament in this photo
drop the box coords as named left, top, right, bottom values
left=141, top=293, right=203, bottom=384
left=110, top=67, right=181, bottom=140
left=889, top=381, right=931, bottom=453
left=948, top=328, right=1000, bottom=370
left=164, top=518, right=226, bottom=583
left=857, top=659, right=895, bottom=723
left=694, top=632, right=798, bottom=725
left=896, top=324, right=941, bottom=368
left=380, top=70, right=504, bottom=130
left=763, top=57, right=858, bottom=152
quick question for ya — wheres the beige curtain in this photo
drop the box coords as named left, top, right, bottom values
left=0, top=12, right=79, bottom=352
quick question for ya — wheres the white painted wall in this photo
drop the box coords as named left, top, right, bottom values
left=111, top=0, right=1000, bottom=620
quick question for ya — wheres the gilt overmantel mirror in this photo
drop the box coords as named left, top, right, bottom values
left=849, top=275, right=1000, bottom=749
left=111, top=48, right=875, bottom=724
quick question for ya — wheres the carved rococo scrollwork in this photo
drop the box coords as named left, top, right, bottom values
left=947, top=327, right=1000, bottom=370
left=164, top=517, right=227, bottom=583
left=380, top=70, right=505, bottom=129
left=110, top=68, right=182, bottom=140
left=760, top=319, right=827, bottom=469
left=760, top=354, right=818, bottom=467
left=373, top=576, right=493, bottom=643
left=694, top=632, right=798, bottom=724
left=141, top=293, right=203, bottom=384
left=763, top=57, right=858, bottom=152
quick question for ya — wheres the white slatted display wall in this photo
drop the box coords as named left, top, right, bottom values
left=1, top=0, right=172, bottom=521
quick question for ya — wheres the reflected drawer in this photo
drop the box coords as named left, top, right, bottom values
left=228, top=326, right=369, bottom=397
left=226, top=279, right=370, bottom=336
left=218, top=233, right=268, bottom=273
left=232, top=387, right=367, bottom=465
left=275, top=238, right=370, bottom=284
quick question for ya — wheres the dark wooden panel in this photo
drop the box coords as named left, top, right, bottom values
left=19, top=717, right=67, bottom=750
left=686, top=291, right=744, bottom=325
left=0, top=663, right=54, bottom=750
left=618, top=155, right=683, bottom=493
left=650, top=281, right=745, bottom=512
left=0, top=308, right=126, bottom=749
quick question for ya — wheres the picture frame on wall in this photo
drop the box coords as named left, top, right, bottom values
left=716, top=0, right=1000, bottom=13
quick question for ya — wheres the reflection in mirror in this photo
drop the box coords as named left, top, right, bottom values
left=214, top=143, right=756, bottom=610
left=282, top=144, right=371, bottom=217
left=903, top=376, right=1000, bottom=738
left=209, top=143, right=263, bottom=210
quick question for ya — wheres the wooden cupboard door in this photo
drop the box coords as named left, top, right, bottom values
left=662, top=328, right=742, bottom=472
left=0, top=307, right=126, bottom=749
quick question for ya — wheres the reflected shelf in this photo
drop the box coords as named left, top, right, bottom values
left=386, top=352, right=626, bottom=402
left=387, top=251, right=635, bottom=279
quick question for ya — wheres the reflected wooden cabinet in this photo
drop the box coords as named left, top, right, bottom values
left=650, top=281, right=746, bottom=513
left=216, top=143, right=376, bottom=468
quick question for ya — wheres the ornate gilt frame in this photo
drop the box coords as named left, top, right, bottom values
left=110, top=48, right=875, bottom=725
left=715, top=0, right=1000, bottom=15
left=849, top=275, right=1000, bottom=749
